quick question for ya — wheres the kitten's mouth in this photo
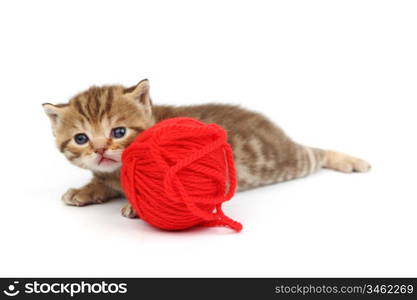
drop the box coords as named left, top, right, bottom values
left=98, top=155, right=117, bottom=165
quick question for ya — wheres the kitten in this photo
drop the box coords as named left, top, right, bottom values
left=43, top=79, right=370, bottom=218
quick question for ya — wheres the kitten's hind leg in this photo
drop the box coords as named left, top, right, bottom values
left=235, top=142, right=370, bottom=191
left=62, top=178, right=121, bottom=207
left=297, top=147, right=371, bottom=176
left=322, top=150, right=371, bottom=173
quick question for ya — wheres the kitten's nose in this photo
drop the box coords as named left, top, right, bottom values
left=95, top=148, right=107, bottom=156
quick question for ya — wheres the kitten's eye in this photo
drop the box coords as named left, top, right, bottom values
left=74, top=133, right=89, bottom=145
left=111, top=127, right=126, bottom=139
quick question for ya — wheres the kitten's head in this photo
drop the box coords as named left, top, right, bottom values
left=43, top=79, right=154, bottom=173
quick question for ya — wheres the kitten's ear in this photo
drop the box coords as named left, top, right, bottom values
left=42, top=103, right=66, bottom=128
left=124, top=79, right=152, bottom=117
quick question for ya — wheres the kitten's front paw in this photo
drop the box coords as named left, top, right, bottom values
left=62, top=188, right=106, bottom=207
left=121, top=203, right=138, bottom=218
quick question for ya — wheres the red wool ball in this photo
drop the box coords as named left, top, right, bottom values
left=121, top=117, right=242, bottom=232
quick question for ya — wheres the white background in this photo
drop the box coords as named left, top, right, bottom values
left=0, top=0, right=416, bottom=277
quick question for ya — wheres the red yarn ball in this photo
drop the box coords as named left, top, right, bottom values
left=121, top=117, right=242, bottom=232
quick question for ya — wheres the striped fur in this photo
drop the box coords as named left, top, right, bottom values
left=43, top=79, right=371, bottom=216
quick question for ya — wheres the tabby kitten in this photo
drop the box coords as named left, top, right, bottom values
left=43, top=79, right=370, bottom=218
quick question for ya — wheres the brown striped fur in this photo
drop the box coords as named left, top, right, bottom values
left=43, top=79, right=370, bottom=216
